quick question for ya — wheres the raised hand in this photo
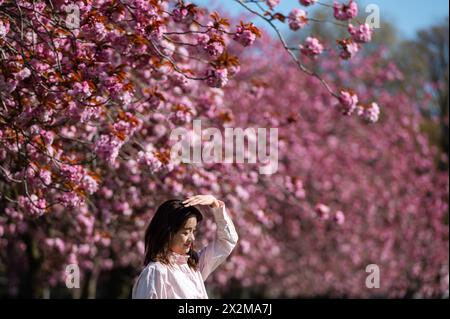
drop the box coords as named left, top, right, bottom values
left=182, top=195, right=222, bottom=209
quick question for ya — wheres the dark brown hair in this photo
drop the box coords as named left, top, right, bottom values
left=144, top=199, right=203, bottom=270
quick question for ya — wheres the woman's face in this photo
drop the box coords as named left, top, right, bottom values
left=169, top=216, right=198, bottom=255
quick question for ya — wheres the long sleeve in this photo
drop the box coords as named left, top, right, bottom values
left=132, top=264, right=168, bottom=299
left=198, top=201, right=239, bottom=281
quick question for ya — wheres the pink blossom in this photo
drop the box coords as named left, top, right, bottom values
left=100, top=186, right=113, bottom=199
left=45, top=238, right=54, bottom=247
left=358, top=102, right=381, bottom=123
left=338, top=89, right=359, bottom=115
left=227, top=64, right=241, bottom=78
left=48, top=238, right=66, bottom=253
left=206, top=68, right=229, bottom=88
left=39, top=169, right=52, bottom=186
left=40, top=129, right=55, bottom=146
left=204, top=39, right=225, bottom=57
left=82, top=174, right=99, bottom=195
left=81, top=22, right=107, bottom=41
left=93, top=22, right=107, bottom=40
left=289, top=9, right=308, bottom=31
left=76, top=213, right=94, bottom=234
left=333, top=0, right=358, bottom=21
left=333, top=211, right=346, bottom=225
left=348, top=23, right=373, bottom=43
left=137, top=150, right=163, bottom=173
left=18, top=195, right=47, bottom=216
left=0, top=75, right=18, bottom=94
left=0, top=18, right=9, bottom=38
left=111, top=7, right=126, bottom=21
left=338, top=39, right=360, bottom=60
left=115, top=202, right=133, bottom=216
left=78, top=244, right=91, bottom=255
left=94, top=134, right=124, bottom=165
left=60, top=164, right=84, bottom=184
left=148, top=21, right=166, bottom=41
left=102, top=259, right=114, bottom=270
left=173, top=4, right=196, bottom=24
left=80, top=106, right=102, bottom=123
left=299, top=0, right=317, bottom=6
left=196, top=33, right=210, bottom=45
left=285, top=176, right=306, bottom=199
left=119, top=91, right=133, bottom=107
left=59, top=192, right=85, bottom=208
left=169, top=108, right=193, bottom=125
left=266, top=0, right=280, bottom=8
left=70, top=81, right=92, bottom=98
left=315, top=203, right=331, bottom=221
left=300, top=37, right=324, bottom=57
left=113, top=117, right=140, bottom=138
left=14, top=68, right=31, bottom=81
left=234, top=26, right=258, bottom=47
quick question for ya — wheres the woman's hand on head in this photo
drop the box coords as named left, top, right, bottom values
left=182, top=195, right=222, bottom=209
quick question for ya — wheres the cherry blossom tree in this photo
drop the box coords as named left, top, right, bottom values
left=0, top=0, right=447, bottom=298
left=213, top=40, right=448, bottom=298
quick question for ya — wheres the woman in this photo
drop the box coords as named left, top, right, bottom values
left=132, top=194, right=239, bottom=299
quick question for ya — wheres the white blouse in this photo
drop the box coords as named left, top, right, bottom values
left=132, top=203, right=239, bottom=299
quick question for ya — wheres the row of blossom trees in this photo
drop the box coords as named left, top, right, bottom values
left=0, top=0, right=448, bottom=298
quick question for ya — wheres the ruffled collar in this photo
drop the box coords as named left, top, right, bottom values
left=168, top=250, right=190, bottom=265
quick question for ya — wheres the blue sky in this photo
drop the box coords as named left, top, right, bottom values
left=192, top=0, right=449, bottom=39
